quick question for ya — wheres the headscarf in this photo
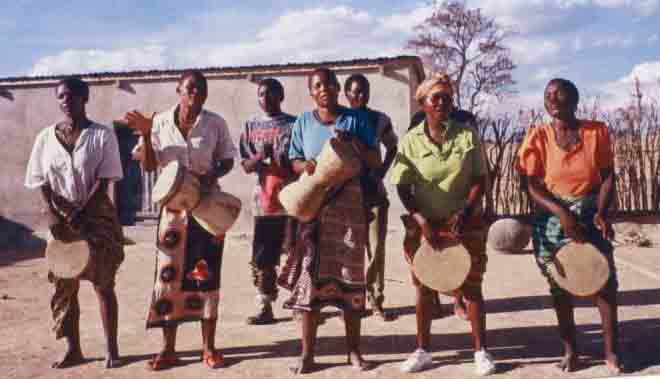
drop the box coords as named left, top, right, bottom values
left=415, top=73, right=454, bottom=105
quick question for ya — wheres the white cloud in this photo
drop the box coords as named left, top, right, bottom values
left=29, top=45, right=168, bottom=76
left=598, top=60, right=660, bottom=108
left=594, top=0, right=659, bottom=15
left=28, top=6, right=427, bottom=75
left=506, top=37, right=562, bottom=65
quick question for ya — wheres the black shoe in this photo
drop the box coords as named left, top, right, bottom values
left=246, top=304, right=276, bottom=325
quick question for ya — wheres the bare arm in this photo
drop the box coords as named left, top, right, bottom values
left=124, top=111, right=158, bottom=172
left=594, top=168, right=615, bottom=239
left=291, top=158, right=316, bottom=176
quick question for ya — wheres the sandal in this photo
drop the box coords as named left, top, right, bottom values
left=146, top=353, right=181, bottom=371
left=202, top=350, right=224, bottom=369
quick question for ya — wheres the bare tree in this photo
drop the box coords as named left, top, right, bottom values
left=407, top=0, right=516, bottom=115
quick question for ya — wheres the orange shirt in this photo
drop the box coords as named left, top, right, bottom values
left=517, top=120, right=614, bottom=197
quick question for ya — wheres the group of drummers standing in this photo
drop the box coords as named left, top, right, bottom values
left=24, top=66, right=623, bottom=375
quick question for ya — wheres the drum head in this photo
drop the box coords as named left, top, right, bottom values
left=45, top=239, right=91, bottom=279
left=152, top=161, right=184, bottom=204
left=549, top=242, right=610, bottom=297
left=413, top=241, right=471, bottom=293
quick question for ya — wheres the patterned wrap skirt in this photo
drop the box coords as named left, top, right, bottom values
left=531, top=194, right=618, bottom=296
left=279, top=178, right=368, bottom=312
left=49, top=191, right=125, bottom=339
left=146, top=206, right=224, bottom=328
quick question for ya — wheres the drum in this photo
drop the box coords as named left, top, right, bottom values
left=152, top=161, right=201, bottom=211
left=487, top=218, right=532, bottom=254
left=192, top=187, right=242, bottom=236
left=413, top=239, right=471, bottom=293
left=547, top=242, right=610, bottom=297
left=279, top=138, right=361, bottom=222
left=45, top=239, right=90, bottom=279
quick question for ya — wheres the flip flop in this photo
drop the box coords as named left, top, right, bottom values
left=146, top=353, right=181, bottom=371
left=202, top=350, right=224, bottom=369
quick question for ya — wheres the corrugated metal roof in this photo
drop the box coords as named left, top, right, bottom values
left=0, top=55, right=423, bottom=86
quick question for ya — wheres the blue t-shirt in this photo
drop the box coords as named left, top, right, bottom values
left=288, top=107, right=376, bottom=161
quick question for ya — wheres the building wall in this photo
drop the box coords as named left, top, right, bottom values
left=1, top=65, right=420, bottom=233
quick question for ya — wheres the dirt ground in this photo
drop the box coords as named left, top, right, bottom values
left=1, top=220, right=660, bottom=379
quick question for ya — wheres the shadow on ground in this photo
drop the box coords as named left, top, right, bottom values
left=117, top=318, right=659, bottom=374
left=0, top=216, right=46, bottom=266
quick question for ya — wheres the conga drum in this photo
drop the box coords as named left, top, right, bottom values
left=487, top=218, right=532, bottom=254
left=279, top=138, right=361, bottom=222
left=413, top=239, right=471, bottom=293
left=152, top=161, right=201, bottom=211
left=45, top=239, right=91, bottom=279
left=192, top=187, right=242, bottom=236
left=547, top=242, right=610, bottom=297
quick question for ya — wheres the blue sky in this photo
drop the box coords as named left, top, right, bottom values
left=2, top=0, right=659, bottom=110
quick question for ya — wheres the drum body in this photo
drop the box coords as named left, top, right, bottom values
left=548, top=242, right=610, bottom=297
left=487, top=218, right=532, bottom=254
left=192, top=188, right=242, bottom=236
left=279, top=138, right=361, bottom=221
left=45, top=239, right=91, bottom=279
left=413, top=240, right=471, bottom=293
left=152, top=161, right=201, bottom=211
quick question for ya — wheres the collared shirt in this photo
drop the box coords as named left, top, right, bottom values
left=516, top=120, right=613, bottom=197
left=389, top=119, right=487, bottom=221
left=25, top=122, right=123, bottom=206
left=135, top=105, right=236, bottom=173
left=239, top=113, right=297, bottom=216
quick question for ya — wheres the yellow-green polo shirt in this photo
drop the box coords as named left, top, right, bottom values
left=389, top=119, right=487, bottom=221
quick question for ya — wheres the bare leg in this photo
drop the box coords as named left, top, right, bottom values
left=463, top=287, right=486, bottom=351
left=454, top=294, right=468, bottom=320
left=51, top=278, right=84, bottom=368
left=94, top=284, right=119, bottom=368
left=201, top=318, right=217, bottom=354
left=552, top=292, right=578, bottom=372
left=291, top=309, right=319, bottom=374
left=344, top=310, right=370, bottom=370
left=416, top=285, right=434, bottom=350
left=595, top=287, right=622, bottom=373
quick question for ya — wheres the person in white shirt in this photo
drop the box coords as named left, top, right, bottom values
left=25, top=77, right=125, bottom=369
left=124, top=70, right=236, bottom=371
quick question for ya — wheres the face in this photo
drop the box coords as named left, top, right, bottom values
left=309, top=72, right=339, bottom=109
left=544, top=82, right=576, bottom=120
left=56, top=83, right=86, bottom=121
left=345, top=80, right=369, bottom=109
left=421, top=89, right=453, bottom=121
left=258, top=84, right=282, bottom=115
left=177, top=76, right=207, bottom=112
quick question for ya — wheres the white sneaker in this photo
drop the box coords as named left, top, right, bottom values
left=400, top=349, right=433, bottom=373
left=474, top=349, right=496, bottom=376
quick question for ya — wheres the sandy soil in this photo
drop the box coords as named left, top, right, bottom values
left=1, top=220, right=659, bottom=379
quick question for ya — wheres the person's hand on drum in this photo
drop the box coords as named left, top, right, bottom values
left=448, top=207, right=469, bottom=238
left=559, top=210, right=587, bottom=243
left=334, top=129, right=354, bottom=142
left=412, top=212, right=441, bottom=250
left=593, top=212, right=614, bottom=240
left=304, top=159, right=317, bottom=175
left=123, top=110, right=154, bottom=136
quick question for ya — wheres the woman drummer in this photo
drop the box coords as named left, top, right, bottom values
left=517, top=78, right=622, bottom=373
left=125, top=70, right=236, bottom=370
left=25, top=77, right=125, bottom=369
left=390, top=74, right=496, bottom=375
left=278, top=67, right=378, bottom=374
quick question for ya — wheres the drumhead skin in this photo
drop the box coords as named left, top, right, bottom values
left=45, top=239, right=91, bottom=279
left=152, top=161, right=184, bottom=204
left=548, top=242, right=610, bottom=297
left=413, top=240, right=471, bottom=293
